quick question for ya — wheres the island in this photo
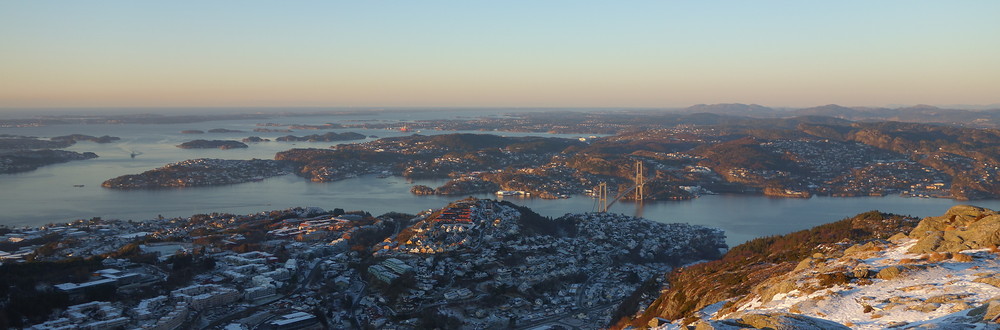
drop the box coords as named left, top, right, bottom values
left=252, top=128, right=293, bottom=133
left=241, top=136, right=270, bottom=143
left=0, top=135, right=105, bottom=174
left=288, top=123, right=343, bottom=130
left=408, top=177, right=502, bottom=196
left=0, top=150, right=98, bottom=174
left=0, top=136, right=74, bottom=150
left=176, top=140, right=248, bottom=150
left=50, top=134, right=121, bottom=144
left=207, top=128, right=244, bottom=133
left=101, top=158, right=291, bottom=188
left=274, top=131, right=366, bottom=142
left=409, top=184, right=436, bottom=195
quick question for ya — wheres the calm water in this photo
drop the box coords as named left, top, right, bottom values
left=2, top=110, right=999, bottom=245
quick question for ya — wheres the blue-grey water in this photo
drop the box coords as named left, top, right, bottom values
left=2, top=109, right=998, bottom=245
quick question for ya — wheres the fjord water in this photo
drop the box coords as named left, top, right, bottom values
left=2, top=110, right=999, bottom=245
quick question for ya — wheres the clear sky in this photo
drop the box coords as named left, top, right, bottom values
left=1, top=1, right=998, bottom=109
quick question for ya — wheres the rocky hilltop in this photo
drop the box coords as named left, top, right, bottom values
left=621, top=205, right=1000, bottom=329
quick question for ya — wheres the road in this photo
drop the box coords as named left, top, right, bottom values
left=513, top=302, right=617, bottom=330
left=575, top=261, right=610, bottom=307
left=201, top=260, right=322, bottom=329
left=292, top=259, right=323, bottom=294
left=349, top=274, right=368, bottom=329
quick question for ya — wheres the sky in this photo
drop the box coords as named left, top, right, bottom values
left=1, top=1, right=999, bottom=109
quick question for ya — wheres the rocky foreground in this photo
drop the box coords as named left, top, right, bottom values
left=624, top=205, right=1000, bottom=329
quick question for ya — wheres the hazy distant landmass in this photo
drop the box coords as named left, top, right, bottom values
left=3, top=104, right=1000, bottom=129
left=274, top=131, right=366, bottom=142
left=0, top=110, right=382, bottom=127
left=0, top=135, right=113, bottom=174
left=206, top=128, right=244, bottom=133
left=0, top=149, right=98, bottom=174
left=0, top=136, right=73, bottom=150
left=667, top=103, right=1000, bottom=129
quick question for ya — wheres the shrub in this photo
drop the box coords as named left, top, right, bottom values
left=927, top=252, right=951, bottom=262
left=952, top=253, right=974, bottom=262
left=817, top=272, right=851, bottom=287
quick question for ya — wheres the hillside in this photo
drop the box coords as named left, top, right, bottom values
left=369, top=198, right=727, bottom=328
left=621, top=205, right=1000, bottom=329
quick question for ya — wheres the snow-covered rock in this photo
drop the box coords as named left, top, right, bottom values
left=660, top=205, right=1000, bottom=329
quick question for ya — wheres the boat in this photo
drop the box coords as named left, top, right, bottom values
left=73, top=184, right=85, bottom=187
left=495, top=190, right=528, bottom=196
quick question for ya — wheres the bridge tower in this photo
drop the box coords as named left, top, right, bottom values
left=634, top=160, right=645, bottom=202
left=595, top=182, right=608, bottom=213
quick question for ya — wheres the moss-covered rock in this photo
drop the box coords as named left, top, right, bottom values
left=973, top=274, right=1000, bottom=288
left=738, top=313, right=850, bottom=330
left=877, top=266, right=905, bottom=280
left=844, top=241, right=883, bottom=256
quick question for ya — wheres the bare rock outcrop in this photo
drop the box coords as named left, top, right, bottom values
left=908, top=205, right=1000, bottom=253
left=692, top=313, right=850, bottom=330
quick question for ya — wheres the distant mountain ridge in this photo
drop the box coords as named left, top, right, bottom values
left=683, top=104, right=779, bottom=117
left=668, top=103, right=1000, bottom=128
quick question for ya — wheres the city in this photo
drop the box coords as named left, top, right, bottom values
left=1, top=198, right=725, bottom=329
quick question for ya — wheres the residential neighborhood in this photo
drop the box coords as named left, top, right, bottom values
left=1, top=199, right=725, bottom=329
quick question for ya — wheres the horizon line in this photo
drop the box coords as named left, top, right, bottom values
left=3, top=102, right=1000, bottom=111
